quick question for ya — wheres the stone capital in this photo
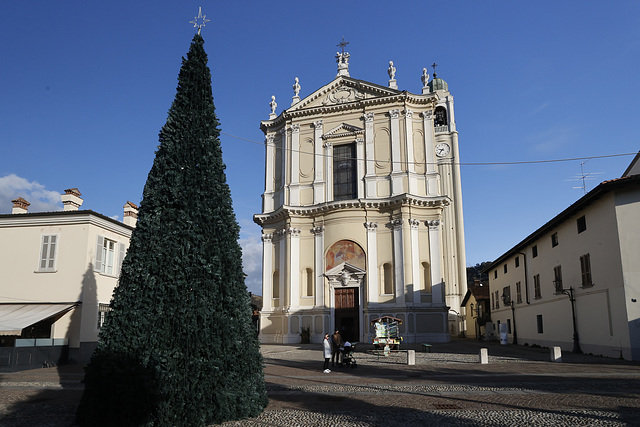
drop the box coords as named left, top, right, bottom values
left=409, top=218, right=420, bottom=229
left=311, top=226, right=325, bottom=235
left=364, top=222, right=378, bottom=231
left=364, top=112, right=375, bottom=123
left=389, top=109, right=400, bottom=119
left=261, top=233, right=273, bottom=243
left=313, top=120, right=323, bottom=130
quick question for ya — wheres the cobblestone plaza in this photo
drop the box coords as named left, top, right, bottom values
left=1, top=339, right=639, bottom=426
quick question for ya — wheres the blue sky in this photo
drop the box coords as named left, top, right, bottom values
left=1, top=1, right=639, bottom=295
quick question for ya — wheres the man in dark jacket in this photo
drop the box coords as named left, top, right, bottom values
left=331, top=330, right=343, bottom=366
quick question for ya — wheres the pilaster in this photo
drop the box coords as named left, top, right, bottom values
left=391, top=218, right=405, bottom=304
left=278, top=229, right=287, bottom=309
left=409, top=218, right=421, bottom=305
left=261, top=233, right=273, bottom=310
left=405, top=109, right=417, bottom=194
left=313, top=120, right=325, bottom=204
left=289, top=124, right=300, bottom=206
left=356, top=137, right=365, bottom=198
left=324, top=142, right=334, bottom=201
left=365, top=222, right=379, bottom=304
left=390, top=109, right=403, bottom=195
left=288, top=227, right=301, bottom=308
left=428, top=220, right=445, bottom=306
left=364, top=112, right=376, bottom=197
left=312, top=226, right=325, bottom=307
left=264, top=134, right=276, bottom=212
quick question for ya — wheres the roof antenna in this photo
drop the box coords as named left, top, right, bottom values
left=567, top=160, right=603, bottom=194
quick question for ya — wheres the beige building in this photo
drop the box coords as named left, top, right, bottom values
left=487, top=155, right=640, bottom=360
left=0, top=190, right=137, bottom=369
left=254, top=52, right=467, bottom=344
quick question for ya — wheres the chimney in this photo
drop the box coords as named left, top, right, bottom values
left=61, top=188, right=83, bottom=211
left=123, top=201, right=138, bottom=227
left=11, top=197, right=30, bottom=214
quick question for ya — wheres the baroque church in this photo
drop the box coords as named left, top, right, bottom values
left=254, top=47, right=467, bottom=344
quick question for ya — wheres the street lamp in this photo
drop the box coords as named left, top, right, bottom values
left=555, top=283, right=581, bottom=354
left=501, top=293, right=518, bottom=345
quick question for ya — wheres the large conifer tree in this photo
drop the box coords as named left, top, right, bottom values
left=77, top=34, right=267, bottom=426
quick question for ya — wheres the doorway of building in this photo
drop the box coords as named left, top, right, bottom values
left=335, top=287, right=359, bottom=342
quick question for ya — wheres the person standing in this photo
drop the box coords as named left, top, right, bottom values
left=322, top=334, right=332, bottom=373
left=331, top=330, right=343, bottom=367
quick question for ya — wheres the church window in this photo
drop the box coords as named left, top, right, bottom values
left=434, top=106, right=448, bottom=127
left=382, top=263, right=393, bottom=295
left=302, top=268, right=314, bottom=297
left=333, top=143, right=357, bottom=201
left=421, top=262, right=432, bottom=293
left=272, top=271, right=280, bottom=299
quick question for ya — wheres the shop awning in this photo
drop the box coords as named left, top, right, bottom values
left=0, top=303, right=78, bottom=335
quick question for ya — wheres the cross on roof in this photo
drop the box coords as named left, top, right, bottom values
left=431, top=62, right=438, bottom=77
left=337, top=37, right=350, bottom=54
left=190, top=7, right=210, bottom=35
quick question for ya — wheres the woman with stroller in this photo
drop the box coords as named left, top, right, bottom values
left=322, top=334, right=332, bottom=373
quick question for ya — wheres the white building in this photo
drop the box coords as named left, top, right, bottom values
left=254, top=51, right=467, bottom=344
left=487, top=154, right=640, bottom=360
left=0, top=189, right=137, bottom=369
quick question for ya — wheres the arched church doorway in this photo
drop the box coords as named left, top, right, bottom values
left=325, top=240, right=366, bottom=342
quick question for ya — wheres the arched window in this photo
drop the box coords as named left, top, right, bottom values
left=434, top=106, right=448, bottom=127
left=421, top=262, right=432, bottom=293
left=272, top=271, right=279, bottom=299
left=382, top=263, right=393, bottom=295
left=302, top=268, right=313, bottom=297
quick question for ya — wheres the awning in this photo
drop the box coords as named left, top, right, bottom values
left=0, top=303, right=78, bottom=335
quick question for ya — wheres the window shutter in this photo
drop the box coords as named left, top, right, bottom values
left=40, top=236, right=49, bottom=270
left=117, top=243, right=126, bottom=275
left=48, top=235, right=57, bottom=269
left=95, top=236, right=104, bottom=272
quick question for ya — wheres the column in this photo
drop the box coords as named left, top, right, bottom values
left=324, top=142, right=333, bottom=201
left=356, top=137, right=365, bottom=198
left=290, top=124, right=300, bottom=206
left=312, top=226, right=325, bottom=307
left=405, top=109, right=417, bottom=195
left=313, top=120, right=325, bottom=204
left=365, top=222, right=379, bottom=304
left=279, top=129, right=287, bottom=206
left=409, top=219, right=421, bottom=305
left=422, top=110, right=438, bottom=195
left=364, top=112, right=376, bottom=197
left=261, top=233, right=274, bottom=311
left=289, top=227, right=301, bottom=309
left=428, top=220, right=445, bottom=306
left=390, top=109, right=403, bottom=195
left=264, top=134, right=276, bottom=212
left=391, top=218, right=405, bottom=305
left=278, top=229, right=287, bottom=309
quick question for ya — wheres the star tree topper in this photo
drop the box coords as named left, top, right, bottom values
left=190, top=7, right=210, bottom=35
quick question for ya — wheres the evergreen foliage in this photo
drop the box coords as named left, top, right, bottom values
left=77, top=34, right=267, bottom=426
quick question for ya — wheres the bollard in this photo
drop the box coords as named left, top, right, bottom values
left=479, top=348, right=488, bottom=364
left=407, top=349, right=415, bottom=365
left=550, top=346, right=562, bottom=362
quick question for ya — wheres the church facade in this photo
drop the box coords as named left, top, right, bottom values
left=254, top=51, right=466, bottom=344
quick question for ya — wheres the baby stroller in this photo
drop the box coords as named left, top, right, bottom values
left=340, top=343, right=357, bottom=368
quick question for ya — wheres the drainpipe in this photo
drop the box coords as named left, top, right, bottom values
left=516, top=251, right=530, bottom=305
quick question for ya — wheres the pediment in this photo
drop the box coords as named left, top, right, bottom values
left=325, top=262, right=366, bottom=276
left=287, top=76, right=401, bottom=112
left=323, top=123, right=364, bottom=140
left=325, top=262, right=366, bottom=288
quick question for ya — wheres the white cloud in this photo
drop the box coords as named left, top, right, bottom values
left=0, top=174, right=62, bottom=214
left=239, top=220, right=263, bottom=296
left=529, top=125, right=576, bottom=154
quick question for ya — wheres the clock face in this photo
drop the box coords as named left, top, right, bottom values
left=435, top=143, right=451, bottom=157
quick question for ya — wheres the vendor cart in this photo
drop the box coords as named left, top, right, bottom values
left=371, top=316, right=403, bottom=351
